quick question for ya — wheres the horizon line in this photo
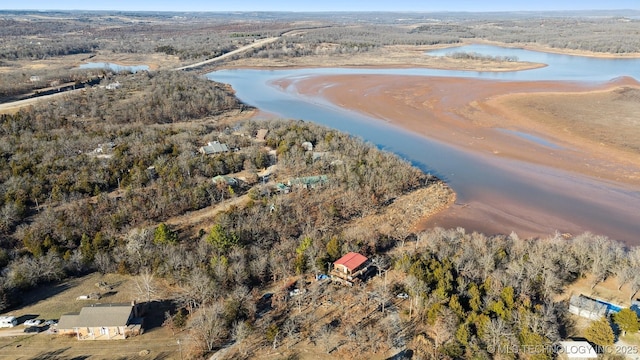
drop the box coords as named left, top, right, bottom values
left=1, top=8, right=639, bottom=13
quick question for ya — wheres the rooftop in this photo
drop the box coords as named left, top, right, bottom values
left=334, top=252, right=368, bottom=272
left=201, top=141, right=229, bottom=155
left=288, top=175, right=328, bottom=186
left=58, top=303, right=134, bottom=329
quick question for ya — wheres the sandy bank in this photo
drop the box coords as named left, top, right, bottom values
left=287, top=74, right=640, bottom=239
left=291, top=74, right=640, bottom=186
left=219, top=44, right=545, bottom=72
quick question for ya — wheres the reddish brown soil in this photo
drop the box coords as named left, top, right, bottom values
left=288, top=74, right=640, bottom=239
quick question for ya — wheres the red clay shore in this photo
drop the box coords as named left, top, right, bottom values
left=281, top=74, right=640, bottom=239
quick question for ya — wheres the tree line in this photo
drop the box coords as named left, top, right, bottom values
left=0, top=65, right=442, bottom=325
left=3, top=11, right=640, bottom=75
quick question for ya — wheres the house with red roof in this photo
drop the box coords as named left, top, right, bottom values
left=331, top=252, right=371, bottom=286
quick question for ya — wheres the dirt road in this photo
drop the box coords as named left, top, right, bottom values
left=0, top=327, right=32, bottom=337
left=166, top=194, right=250, bottom=236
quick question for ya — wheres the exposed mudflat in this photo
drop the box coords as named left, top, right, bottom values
left=288, top=74, right=640, bottom=241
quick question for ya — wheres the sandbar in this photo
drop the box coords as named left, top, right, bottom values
left=283, top=74, right=640, bottom=240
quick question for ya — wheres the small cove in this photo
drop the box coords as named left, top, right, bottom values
left=207, top=46, right=640, bottom=244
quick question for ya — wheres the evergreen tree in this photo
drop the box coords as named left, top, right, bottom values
left=154, top=223, right=178, bottom=245
left=584, top=318, right=615, bottom=346
left=206, top=224, right=239, bottom=253
left=613, top=308, right=639, bottom=336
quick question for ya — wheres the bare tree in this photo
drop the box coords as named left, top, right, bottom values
left=282, top=317, right=300, bottom=345
left=94, top=251, right=115, bottom=274
left=176, top=268, right=215, bottom=314
left=318, top=324, right=334, bottom=354
left=134, top=268, right=158, bottom=303
left=427, top=307, right=458, bottom=354
left=0, top=203, right=19, bottom=233
left=190, top=302, right=228, bottom=353
left=232, top=320, right=252, bottom=357
left=482, top=318, right=517, bottom=353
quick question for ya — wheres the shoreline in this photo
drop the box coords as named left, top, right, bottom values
left=216, top=43, right=547, bottom=72
left=216, top=41, right=640, bottom=73
left=218, top=60, right=547, bottom=72
left=283, top=73, right=640, bottom=241
left=441, top=39, right=640, bottom=59
left=6, top=41, right=640, bottom=241
left=290, top=74, right=640, bottom=187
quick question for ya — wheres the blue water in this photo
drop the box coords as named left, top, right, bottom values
left=79, top=62, right=149, bottom=73
left=426, top=44, right=640, bottom=82
left=206, top=45, right=640, bottom=244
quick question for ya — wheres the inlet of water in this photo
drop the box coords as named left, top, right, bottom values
left=207, top=46, right=640, bottom=244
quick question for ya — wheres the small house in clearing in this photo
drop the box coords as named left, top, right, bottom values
left=275, top=183, right=290, bottom=194
left=105, top=82, right=121, bottom=90
left=57, top=302, right=143, bottom=340
left=199, top=141, right=229, bottom=155
left=331, top=252, right=371, bottom=286
left=287, top=175, right=328, bottom=190
left=212, top=175, right=238, bottom=186
left=568, top=295, right=608, bottom=320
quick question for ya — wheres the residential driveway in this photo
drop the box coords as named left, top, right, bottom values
left=0, top=328, right=32, bottom=337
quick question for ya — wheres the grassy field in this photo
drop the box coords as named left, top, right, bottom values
left=0, top=273, right=184, bottom=360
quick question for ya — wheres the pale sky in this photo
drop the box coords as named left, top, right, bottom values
left=2, top=0, right=639, bottom=12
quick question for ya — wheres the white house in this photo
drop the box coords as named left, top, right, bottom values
left=568, top=295, right=607, bottom=320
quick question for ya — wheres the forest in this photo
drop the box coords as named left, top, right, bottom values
left=0, top=68, right=638, bottom=360
left=3, top=11, right=640, bottom=100
left=0, top=67, right=447, bottom=357
left=2, top=9, right=640, bottom=359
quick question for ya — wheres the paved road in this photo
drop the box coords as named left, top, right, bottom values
left=173, top=37, right=279, bottom=71
left=0, top=89, right=83, bottom=113
left=0, top=36, right=281, bottom=113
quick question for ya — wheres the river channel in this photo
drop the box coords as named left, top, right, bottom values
left=207, top=45, right=640, bottom=244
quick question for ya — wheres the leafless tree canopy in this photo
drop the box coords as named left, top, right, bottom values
left=1, top=10, right=640, bottom=358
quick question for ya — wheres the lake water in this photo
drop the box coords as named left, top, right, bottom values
left=426, top=44, right=640, bottom=81
left=79, top=62, right=149, bottom=73
left=206, top=45, right=640, bottom=244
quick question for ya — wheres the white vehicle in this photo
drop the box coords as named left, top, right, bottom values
left=0, top=316, right=18, bottom=328
left=23, top=319, right=41, bottom=327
